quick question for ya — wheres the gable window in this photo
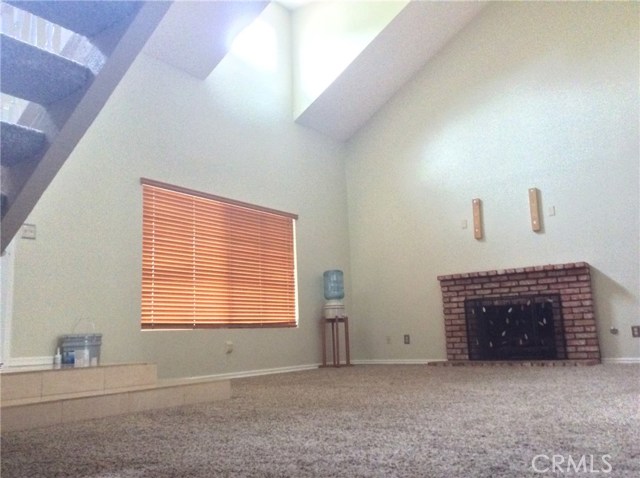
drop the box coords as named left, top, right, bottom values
left=140, top=179, right=298, bottom=329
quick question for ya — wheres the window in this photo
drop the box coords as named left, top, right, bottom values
left=141, top=179, right=298, bottom=329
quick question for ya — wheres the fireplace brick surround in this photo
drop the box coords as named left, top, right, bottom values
left=437, top=262, right=600, bottom=362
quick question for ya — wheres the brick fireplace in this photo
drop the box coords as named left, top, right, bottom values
left=437, top=262, right=600, bottom=362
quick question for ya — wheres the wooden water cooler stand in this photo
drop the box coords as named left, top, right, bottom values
left=320, top=316, right=351, bottom=367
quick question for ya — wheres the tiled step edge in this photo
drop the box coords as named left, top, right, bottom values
left=0, top=363, right=158, bottom=402
left=0, top=377, right=231, bottom=432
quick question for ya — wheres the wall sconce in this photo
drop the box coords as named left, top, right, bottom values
left=528, top=188, right=541, bottom=232
left=472, top=198, right=483, bottom=240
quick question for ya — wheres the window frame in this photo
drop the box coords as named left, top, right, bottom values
left=140, top=178, right=298, bottom=330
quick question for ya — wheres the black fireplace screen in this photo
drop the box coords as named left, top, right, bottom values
left=465, top=295, right=566, bottom=360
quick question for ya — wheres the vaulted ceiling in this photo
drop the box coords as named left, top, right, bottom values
left=145, top=1, right=487, bottom=142
left=0, top=1, right=486, bottom=250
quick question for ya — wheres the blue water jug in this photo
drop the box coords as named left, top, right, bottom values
left=323, top=270, right=344, bottom=300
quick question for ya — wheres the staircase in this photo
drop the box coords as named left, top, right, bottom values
left=0, top=0, right=171, bottom=253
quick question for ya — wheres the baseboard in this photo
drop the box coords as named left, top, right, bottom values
left=3, top=355, right=52, bottom=368
left=12, top=356, right=631, bottom=376
left=601, top=357, right=640, bottom=364
left=352, top=359, right=445, bottom=365
left=186, top=363, right=321, bottom=381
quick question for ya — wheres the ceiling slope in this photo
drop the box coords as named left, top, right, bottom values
left=295, top=1, right=486, bottom=142
left=144, top=0, right=269, bottom=79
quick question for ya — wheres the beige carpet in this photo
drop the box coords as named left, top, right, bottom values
left=1, top=364, right=638, bottom=477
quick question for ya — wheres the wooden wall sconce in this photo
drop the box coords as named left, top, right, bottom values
left=528, top=187, right=541, bottom=232
left=472, top=198, right=483, bottom=240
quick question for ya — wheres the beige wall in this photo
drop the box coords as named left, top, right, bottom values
left=9, top=2, right=639, bottom=375
left=10, top=4, right=351, bottom=378
left=345, top=2, right=639, bottom=361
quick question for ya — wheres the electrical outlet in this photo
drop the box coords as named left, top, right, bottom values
left=225, top=341, right=234, bottom=353
left=386, top=336, right=391, bottom=345
left=632, top=326, right=640, bottom=338
left=404, top=334, right=410, bottom=345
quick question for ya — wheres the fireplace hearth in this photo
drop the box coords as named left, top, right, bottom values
left=437, top=262, right=600, bottom=362
left=465, top=294, right=566, bottom=360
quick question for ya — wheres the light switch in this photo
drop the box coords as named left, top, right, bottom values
left=21, top=224, right=36, bottom=240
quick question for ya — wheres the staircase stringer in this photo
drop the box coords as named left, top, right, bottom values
left=1, top=1, right=172, bottom=252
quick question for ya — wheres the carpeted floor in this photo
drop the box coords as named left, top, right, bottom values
left=1, top=364, right=638, bottom=477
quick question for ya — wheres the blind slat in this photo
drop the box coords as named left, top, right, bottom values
left=141, top=182, right=298, bottom=329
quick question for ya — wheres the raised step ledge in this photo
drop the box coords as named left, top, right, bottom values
left=0, top=363, right=158, bottom=402
left=1, top=378, right=231, bottom=433
left=1, top=375, right=231, bottom=408
left=0, top=364, right=231, bottom=432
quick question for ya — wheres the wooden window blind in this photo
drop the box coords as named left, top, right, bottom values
left=141, top=179, right=298, bottom=329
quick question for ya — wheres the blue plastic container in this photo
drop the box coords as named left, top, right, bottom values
left=323, top=270, right=344, bottom=300
left=59, top=333, right=102, bottom=366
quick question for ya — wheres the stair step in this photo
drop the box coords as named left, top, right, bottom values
left=4, top=0, right=141, bottom=38
left=0, top=363, right=159, bottom=402
left=1, top=379, right=231, bottom=432
left=0, top=363, right=232, bottom=432
left=1, top=121, right=47, bottom=166
left=1, top=33, right=92, bottom=106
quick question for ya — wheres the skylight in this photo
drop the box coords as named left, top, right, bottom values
left=229, top=18, right=277, bottom=72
